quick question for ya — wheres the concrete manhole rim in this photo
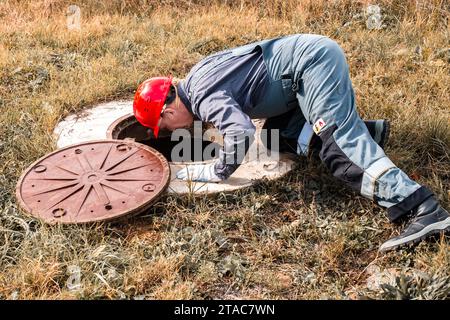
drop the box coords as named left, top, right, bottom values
left=16, top=139, right=171, bottom=224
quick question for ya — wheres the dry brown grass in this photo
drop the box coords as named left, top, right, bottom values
left=0, top=0, right=449, bottom=299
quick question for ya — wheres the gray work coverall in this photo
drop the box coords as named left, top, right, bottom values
left=177, top=34, right=432, bottom=222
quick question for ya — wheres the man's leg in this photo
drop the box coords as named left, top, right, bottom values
left=293, top=35, right=449, bottom=250
left=261, top=107, right=390, bottom=154
left=307, top=119, right=390, bottom=153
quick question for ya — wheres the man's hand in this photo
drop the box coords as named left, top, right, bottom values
left=176, top=163, right=222, bottom=182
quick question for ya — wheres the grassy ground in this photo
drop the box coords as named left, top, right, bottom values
left=0, top=0, right=449, bottom=299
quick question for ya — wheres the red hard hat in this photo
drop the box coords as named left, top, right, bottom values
left=133, top=76, right=173, bottom=138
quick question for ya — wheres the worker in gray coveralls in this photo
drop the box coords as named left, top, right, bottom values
left=133, top=34, right=450, bottom=251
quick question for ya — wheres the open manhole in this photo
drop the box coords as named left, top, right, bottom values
left=53, top=101, right=296, bottom=195
left=16, top=140, right=170, bottom=224
left=106, top=114, right=222, bottom=163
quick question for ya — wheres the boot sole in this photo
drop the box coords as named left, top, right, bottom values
left=379, top=217, right=450, bottom=252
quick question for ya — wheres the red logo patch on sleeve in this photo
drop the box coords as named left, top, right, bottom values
left=313, top=118, right=327, bottom=134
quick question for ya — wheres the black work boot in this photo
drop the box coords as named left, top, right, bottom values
left=364, top=119, right=390, bottom=149
left=380, top=196, right=450, bottom=251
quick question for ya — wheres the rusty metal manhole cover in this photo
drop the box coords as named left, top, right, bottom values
left=16, top=140, right=170, bottom=224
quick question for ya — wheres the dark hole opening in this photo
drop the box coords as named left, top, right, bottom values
left=110, top=116, right=221, bottom=162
